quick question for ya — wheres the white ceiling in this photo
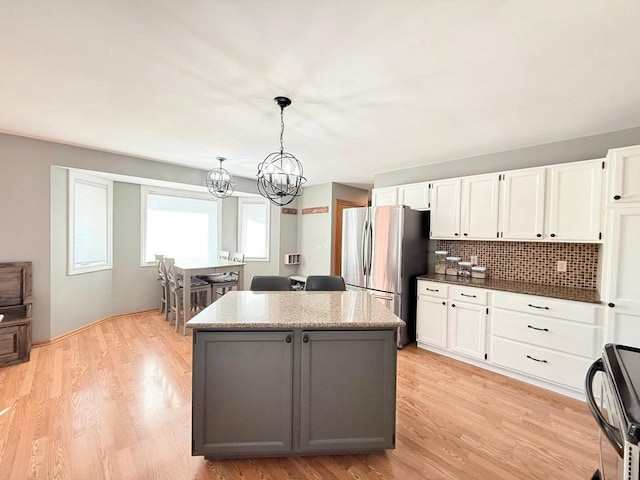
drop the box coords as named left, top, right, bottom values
left=1, top=1, right=639, bottom=187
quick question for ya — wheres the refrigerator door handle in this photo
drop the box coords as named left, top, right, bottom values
left=361, top=220, right=369, bottom=276
left=367, top=220, right=373, bottom=275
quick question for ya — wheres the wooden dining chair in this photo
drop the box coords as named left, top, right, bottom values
left=165, top=257, right=211, bottom=334
left=201, top=252, right=245, bottom=300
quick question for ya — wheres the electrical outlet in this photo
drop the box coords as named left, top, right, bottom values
left=315, top=245, right=323, bottom=251
left=557, top=260, right=567, bottom=272
left=470, top=255, right=478, bottom=265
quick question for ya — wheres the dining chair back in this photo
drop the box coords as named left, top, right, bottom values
left=165, top=257, right=211, bottom=334
left=231, top=252, right=245, bottom=262
left=155, top=254, right=169, bottom=319
left=219, top=251, right=230, bottom=260
left=304, top=275, right=347, bottom=291
left=250, top=275, right=292, bottom=291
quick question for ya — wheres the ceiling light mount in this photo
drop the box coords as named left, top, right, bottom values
left=206, top=156, right=235, bottom=198
left=256, top=96, right=306, bottom=206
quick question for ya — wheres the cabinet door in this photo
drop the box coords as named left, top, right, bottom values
left=416, top=295, right=447, bottom=348
left=371, top=187, right=398, bottom=207
left=192, top=331, right=293, bottom=457
left=398, top=182, right=430, bottom=210
left=500, top=168, right=545, bottom=240
left=607, top=146, right=640, bottom=206
left=603, top=207, right=640, bottom=347
left=448, top=302, right=486, bottom=360
left=299, top=330, right=396, bottom=453
left=547, top=160, right=603, bottom=241
left=460, top=174, right=500, bottom=239
left=430, top=179, right=461, bottom=239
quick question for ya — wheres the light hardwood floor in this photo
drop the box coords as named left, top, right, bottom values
left=0, top=311, right=600, bottom=479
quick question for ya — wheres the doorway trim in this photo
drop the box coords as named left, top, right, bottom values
left=333, top=199, right=367, bottom=275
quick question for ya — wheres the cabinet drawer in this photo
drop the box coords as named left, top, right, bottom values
left=490, top=337, right=592, bottom=391
left=492, top=309, right=598, bottom=358
left=417, top=281, right=448, bottom=299
left=449, top=286, right=488, bottom=306
left=492, top=292, right=598, bottom=324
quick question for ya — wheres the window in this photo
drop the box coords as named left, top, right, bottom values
left=238, top=197, right=270, bottom=261
left=141, top=187, right=220, bottom=265
left=68, top=171, right=113, bottom=275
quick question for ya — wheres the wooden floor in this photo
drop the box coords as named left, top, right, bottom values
left=0, top=311, right=600, bottom=479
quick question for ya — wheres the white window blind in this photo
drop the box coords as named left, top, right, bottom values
left=238, top=198, right=270, bottom=261
left=68, top=171, right=113, bottom=275
left=142, top=188, right=219, bottom=264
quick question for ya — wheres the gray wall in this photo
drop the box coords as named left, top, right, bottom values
left=296, top=184, right=333, bottom=277
left=0, top=132, right=260, bottom=341
left=374, top=126, right=640, bottom=187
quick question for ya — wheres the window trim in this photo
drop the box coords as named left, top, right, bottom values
left=139, top=186, right=222, bottom=267
left=68, top=170, right=113, bottom=275
left=237, top=197, right=271, bottom=262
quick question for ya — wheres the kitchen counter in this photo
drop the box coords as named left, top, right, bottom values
left=417, top=273, right=600, bottom=304
left=189, top=290, right=400, bottom=459
left=185, top=290, right=405, bottom=330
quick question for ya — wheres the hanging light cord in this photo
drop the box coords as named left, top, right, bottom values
left=279, top=105, right=285, bottom=156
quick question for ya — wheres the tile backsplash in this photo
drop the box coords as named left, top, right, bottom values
left=434, top=240, right=600, bottom=289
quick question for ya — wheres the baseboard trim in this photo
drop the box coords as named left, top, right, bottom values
left=33, top=308, right=158, bottom=347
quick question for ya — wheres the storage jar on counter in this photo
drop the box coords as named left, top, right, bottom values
left=458, top=261, right=473, bottom=277
left=446, top=256, right=461, bottom=276
left=435, top=251, right=448, bottom=274
left=471, top=266, right=487, bottom=279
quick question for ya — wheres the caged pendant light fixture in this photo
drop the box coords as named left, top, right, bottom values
left=256, top=96, right=306, bottom=206
left=206, top=157, right=235, bottom=198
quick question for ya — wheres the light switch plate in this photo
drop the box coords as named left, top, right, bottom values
left=557, top=260, right=567, bottom=272
left=470, top=255, right=478, bottom=265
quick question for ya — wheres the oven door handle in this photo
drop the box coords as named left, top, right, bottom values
left=585, top=358, right=624, bottom=457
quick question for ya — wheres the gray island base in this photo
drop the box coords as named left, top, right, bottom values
left=186, top=291, right=404, bottom=460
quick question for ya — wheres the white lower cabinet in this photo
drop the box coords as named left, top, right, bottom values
left=416, top=280, right=487, bottom=361
left=416, top=280, right=604, bottom=398
left=448, top=301, right=487, bottom=360
left=416, top=295, right=447, bottom=349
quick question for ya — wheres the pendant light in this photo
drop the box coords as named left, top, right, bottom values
left=206, top=157, right=235, bottom=198
left=256, top=96, right=306, bottom=206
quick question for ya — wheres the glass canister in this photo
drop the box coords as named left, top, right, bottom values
left=472, top=266, right=487, bottom=279
left=446, top=256, right=461, bottom=276
left=435, top=251, right=448, bottom=274
left=458, top=261, right=473, bottom=277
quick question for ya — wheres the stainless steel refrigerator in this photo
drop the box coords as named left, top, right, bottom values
left=342, top=205, right=430, bottom=347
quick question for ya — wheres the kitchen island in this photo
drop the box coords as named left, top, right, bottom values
left=185, top=290, right=404, bottom=460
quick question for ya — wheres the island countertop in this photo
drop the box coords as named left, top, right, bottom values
left=186, top=290, right=406, bottom=330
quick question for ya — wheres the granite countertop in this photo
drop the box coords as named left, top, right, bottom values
left=186, top=290, right=406, bottom=330
left=417, top=273, right=601, bottom=304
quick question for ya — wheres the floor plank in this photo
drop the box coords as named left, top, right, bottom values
left=0, top=311, right=600, bottom=479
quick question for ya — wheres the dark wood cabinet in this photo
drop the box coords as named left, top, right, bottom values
left=192, top=328, right=397, bottom=459
left=0, top=262, right=32, bottom=367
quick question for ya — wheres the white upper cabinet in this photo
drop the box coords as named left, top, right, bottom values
left=499, top=168, right=546, bottom=240
left=398, top=182, right=430, bottom=210
left=371, top=187, right=398, bottom=207
left=607, top=146, right=640, bottom=206
left=546, top=159, right=603, bottom=242
left=430, top=179, right=461, bottom=239
left=460, top=174, right=500, bottom=239
left=603, top=207, right=640, bottom=347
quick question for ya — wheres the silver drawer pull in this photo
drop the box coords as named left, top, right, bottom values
left=425, top=288, right=439, bottom=292
left=528, top=303, right=550, bottom=310
left=527, top=325, right=549, bottom=332
left=460, top=293, right=476, bottom=298
left=526, top=355, right=548, bottom=363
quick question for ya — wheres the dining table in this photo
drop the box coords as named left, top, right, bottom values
left=174, top=257, right=246, bottom=335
